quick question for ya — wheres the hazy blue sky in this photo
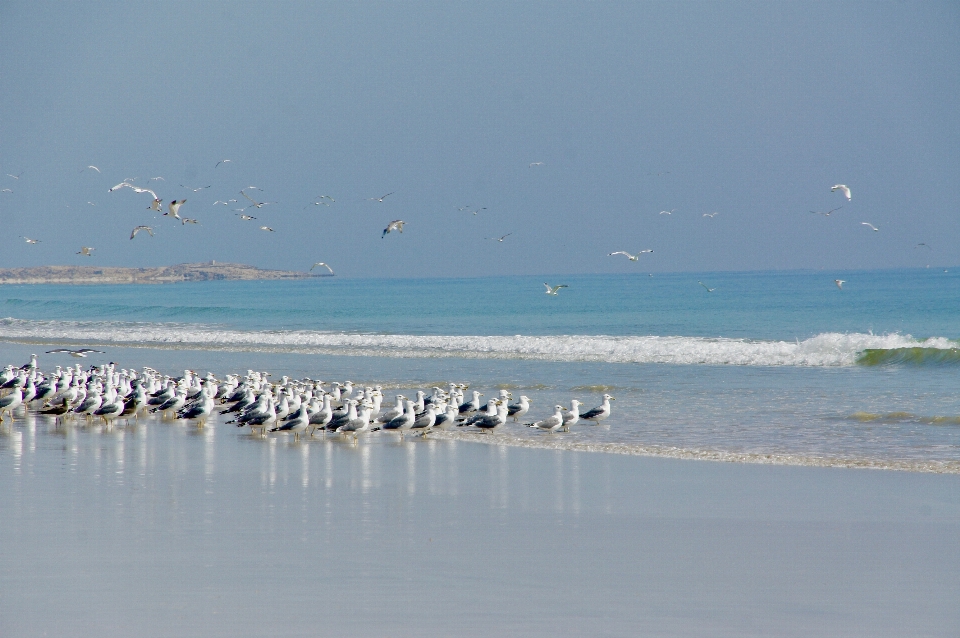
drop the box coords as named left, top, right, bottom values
left=1, top=1, right=958, bottom=278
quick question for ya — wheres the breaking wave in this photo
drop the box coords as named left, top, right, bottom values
left=0, top=317, right=955, bottom=366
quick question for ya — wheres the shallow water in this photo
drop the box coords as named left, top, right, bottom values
left=2, top=413, right=959, bottom=637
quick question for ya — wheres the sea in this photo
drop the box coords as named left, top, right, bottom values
left=1, top=267, right=958, bottom=472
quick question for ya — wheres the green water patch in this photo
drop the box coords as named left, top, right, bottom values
left=857, top=347, right=960, bottom=366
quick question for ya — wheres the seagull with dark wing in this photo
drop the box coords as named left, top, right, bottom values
left=130, top=226, right=153, bottom=240
left=810, top=206, right=842, bottom=216
left=259, top=226, right=274, bottom=232
left=236, top=213, right=256, bottom=220
left=166, top=199, right=186, bottom=221
left=382, top=220, right=405, bottom=237
left=608, top=250, right=653, bottom=261
left=20, top=236, right=40, bottom=244
left=368, top=192, right=394, bottom=202
left=45, top=348, right=105, bottom=358
left=486, top=233, right=513, bottom=242
left=544, top=283, right=568, bottom=295
left=76, top=246, right=95, bottom=256
left=182, top=218, right=199, bottom=225
left=240, top=189, right=273, bottom=208
left=310, top=262, right=334, bottom=274
left=215, top=159, right=231, bottom=168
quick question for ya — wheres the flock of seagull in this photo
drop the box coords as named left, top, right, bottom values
left=0, top=355, right=616, bottom=443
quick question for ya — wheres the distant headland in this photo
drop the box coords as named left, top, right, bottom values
left=0, top=261, right=329, bottom=285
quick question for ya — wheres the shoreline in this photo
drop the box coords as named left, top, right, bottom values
left=0, top=262, right=328, bottom=285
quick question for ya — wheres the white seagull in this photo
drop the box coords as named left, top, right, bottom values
left=699, top=281, right=715, bottom=292
left=702, top=212, right=719, bottom=218
left=831, top=184, right=852, bottom=201
left=861, top=222, right=879, bottom=232
left=215, top=159, right=231, bottom=168
left=310, top=262, right=334, bottom=274
left=368, top=192, right=394, bottom=202
left=529, top=162, right=544, bottom=167
left=86, top=166, right=101, bottom=173
left=486, top=233, right=513, bottom=242
left=76, top=246, right=94, bottom=256
left=810, top=206, right=842, bottom=216
left=181, top=184, right=211, bottom=192
left=527, top=405, right=566, bottom=433
left=236, top=214, right=256, bottom=220
left=608, top=250, right=653, bottom=261
left=166, top=200, right=186, bottom=221
left=544, top=283, right=568, bottom=295
left=240, top=189, right=272, bottom=208
left=659, top=209, right=675, bottom=215
left=20, top=236, right=40, bottom=244
left=46, top=348, right=105, bottom=358
left=130, top=226, right=153, bottom=239
left=834, top=279, right=845, bottom=290
left=382, top=220, right=405, bottom=237
left=259, top=226, right=274, bottom=232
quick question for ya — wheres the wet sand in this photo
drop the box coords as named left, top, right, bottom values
left=1, top=414, right=958, bottom=637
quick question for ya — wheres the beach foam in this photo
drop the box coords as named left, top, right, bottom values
left=0, top=317, right=955, bottom=366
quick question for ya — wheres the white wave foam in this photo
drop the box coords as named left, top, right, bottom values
left=0, top=317, right=954, bottom=366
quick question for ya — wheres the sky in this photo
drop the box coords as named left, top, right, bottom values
left=1, top=1, right=958, bottom=278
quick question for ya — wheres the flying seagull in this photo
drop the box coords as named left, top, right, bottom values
left=45, top=348, right=105, bottom=358
left=831, top=184, right=852, bottom=201
left=148, top=198, right=162, bottom=211
left=702, top=212, right=719, bottom=218
left=236, top=213, right=256, bottom=220
left=834, top=279, right=845, bottom=290
left=20, top=236, right=40, bottom=244
left=240, top=189, right=272, bottom=208
left=86, top=166, right=101, bottom=173
left=529, top=162, right=544, bottom=167
left=382, top=220, right=405, bottom=237
left=6, top=172, right=22, bottom=179
left=608, top=250, right=653, bottom=261
left=544, top=283, right=568, bottom=295
left=182, top=218, right=199, bottom=225
left=699, top=281, right=715, bottom=292
left=150, top=176, right=164, bottom=181
left=259, top=226, right=274, bottom=232
left=215, top=159, right=231, bottom=168
left=1, top=188, right=11, bottom=193
left=368, top=192, right=394, bottom=202
left=130, top=226, right=153, bottom=239
left=486, top=233, right=513, bottom=242
left=810, top=206, right=842, bottom=216
left=310, top=262, right=334, bottom=274
left=472, top=207, right=487, bottom=215
left=915, top=243, right=932, bottom=250
left=166, top=200, right=186, bottom=221
left=861, top=222, right=878, bottom=232
left=659, top=210, right=675, bottom=215
left=77, top=246, right=95, bottom=256
left=181, top=184, right=211, bottom=192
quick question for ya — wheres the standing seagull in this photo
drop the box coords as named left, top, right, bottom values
left=527, top=405, right=566, bottom=433
left=382, top=220, right=405, bottom=237
left=580, top=394, right=615, bottom=424
left=130, top=226, right=153, bottom=240
left=831, top=184, right=852, bottom=201
left=834, top=279, right=845, bottom=290
left=166, top=200, right=186, bottom=221
left=608, top=250, right=653, bottom=261
left=310, top=262, right=334, bottom=274
left=544, top=283, right=568, bottom=295
left=861, top=222, right=878, bottom=232
left=76, top=246, right=95, bottom=256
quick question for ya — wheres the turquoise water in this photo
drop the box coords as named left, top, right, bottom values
left=1, top=268, right=959, bottom=469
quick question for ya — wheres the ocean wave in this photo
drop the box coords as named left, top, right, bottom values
left=0, top=317, right=955, bottom=366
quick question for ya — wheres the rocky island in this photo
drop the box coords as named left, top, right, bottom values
left=0, top=262, right=328, bottom=285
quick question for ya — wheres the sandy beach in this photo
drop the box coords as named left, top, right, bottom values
left=2, top=410, right=958, bottom=637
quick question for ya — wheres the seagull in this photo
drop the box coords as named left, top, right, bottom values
left=20, top=237, right=40, bottom=244
left=87, top=201, right=96, bottom=206
left=529, top=162, right=544, bottom=167
left=834, top=279, right=845, bottom=290
left=659, top=210, right=675, bottom=215
left=457, top=205, right=472, bottom=211
left=310, top=262, right=334, bottom=274
left=150, top=176, right=164, bottom=181
left=130, top=186, right=158, bottom=200
left=472, top=207, right=487, bottom=215
left=236, top=213, right=256, bottom=220
left=608, top=250, right=653, bottom=261
left=76, top=246, right=94, bottom=256
left=527, top=405, right=566, bottom=433
left=1, top=188, right=11, bottom=193
left=580, top=394, right=615, bottom=424
left=831, top=184, right=852, bottom=200
left=699, top=281, right=715, bottom=292
left=148, top=198, right=162, bottom=211
left=368, top=192, right=393, bottom=202
left=544, top=283, right=568, bottom=295
left=6, top=172, right=22, bottom=179
left=702, top=212, right=719, bottom=218
left=181, top=184, right=211, bottom=192
left=215, top=159, right=231, bottom=168
left=86, top=166, right=101, bottom=173
left=108, top=181, right=131, bottom=192
left=861, top=222, right=879, bottom=232
left=382, top=220, right=405, bottom=237
left=915, top=243, right=932, bottom=250
left=182, top=218, right=199, bottom=225
left=486, top=233, right=513, bottom=242
left=166, top=200, right=186, bottom=221
left=130, top=226, right=153, bottom=239
left=317, top=195, right=335, bottom=202
left=45, top=348, right=105, bottom=358
left=259, top=226, right=274, bottom=232
left=240, top=189, right=272, bottom=208
left=810, top=206, right=842, bottom=216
